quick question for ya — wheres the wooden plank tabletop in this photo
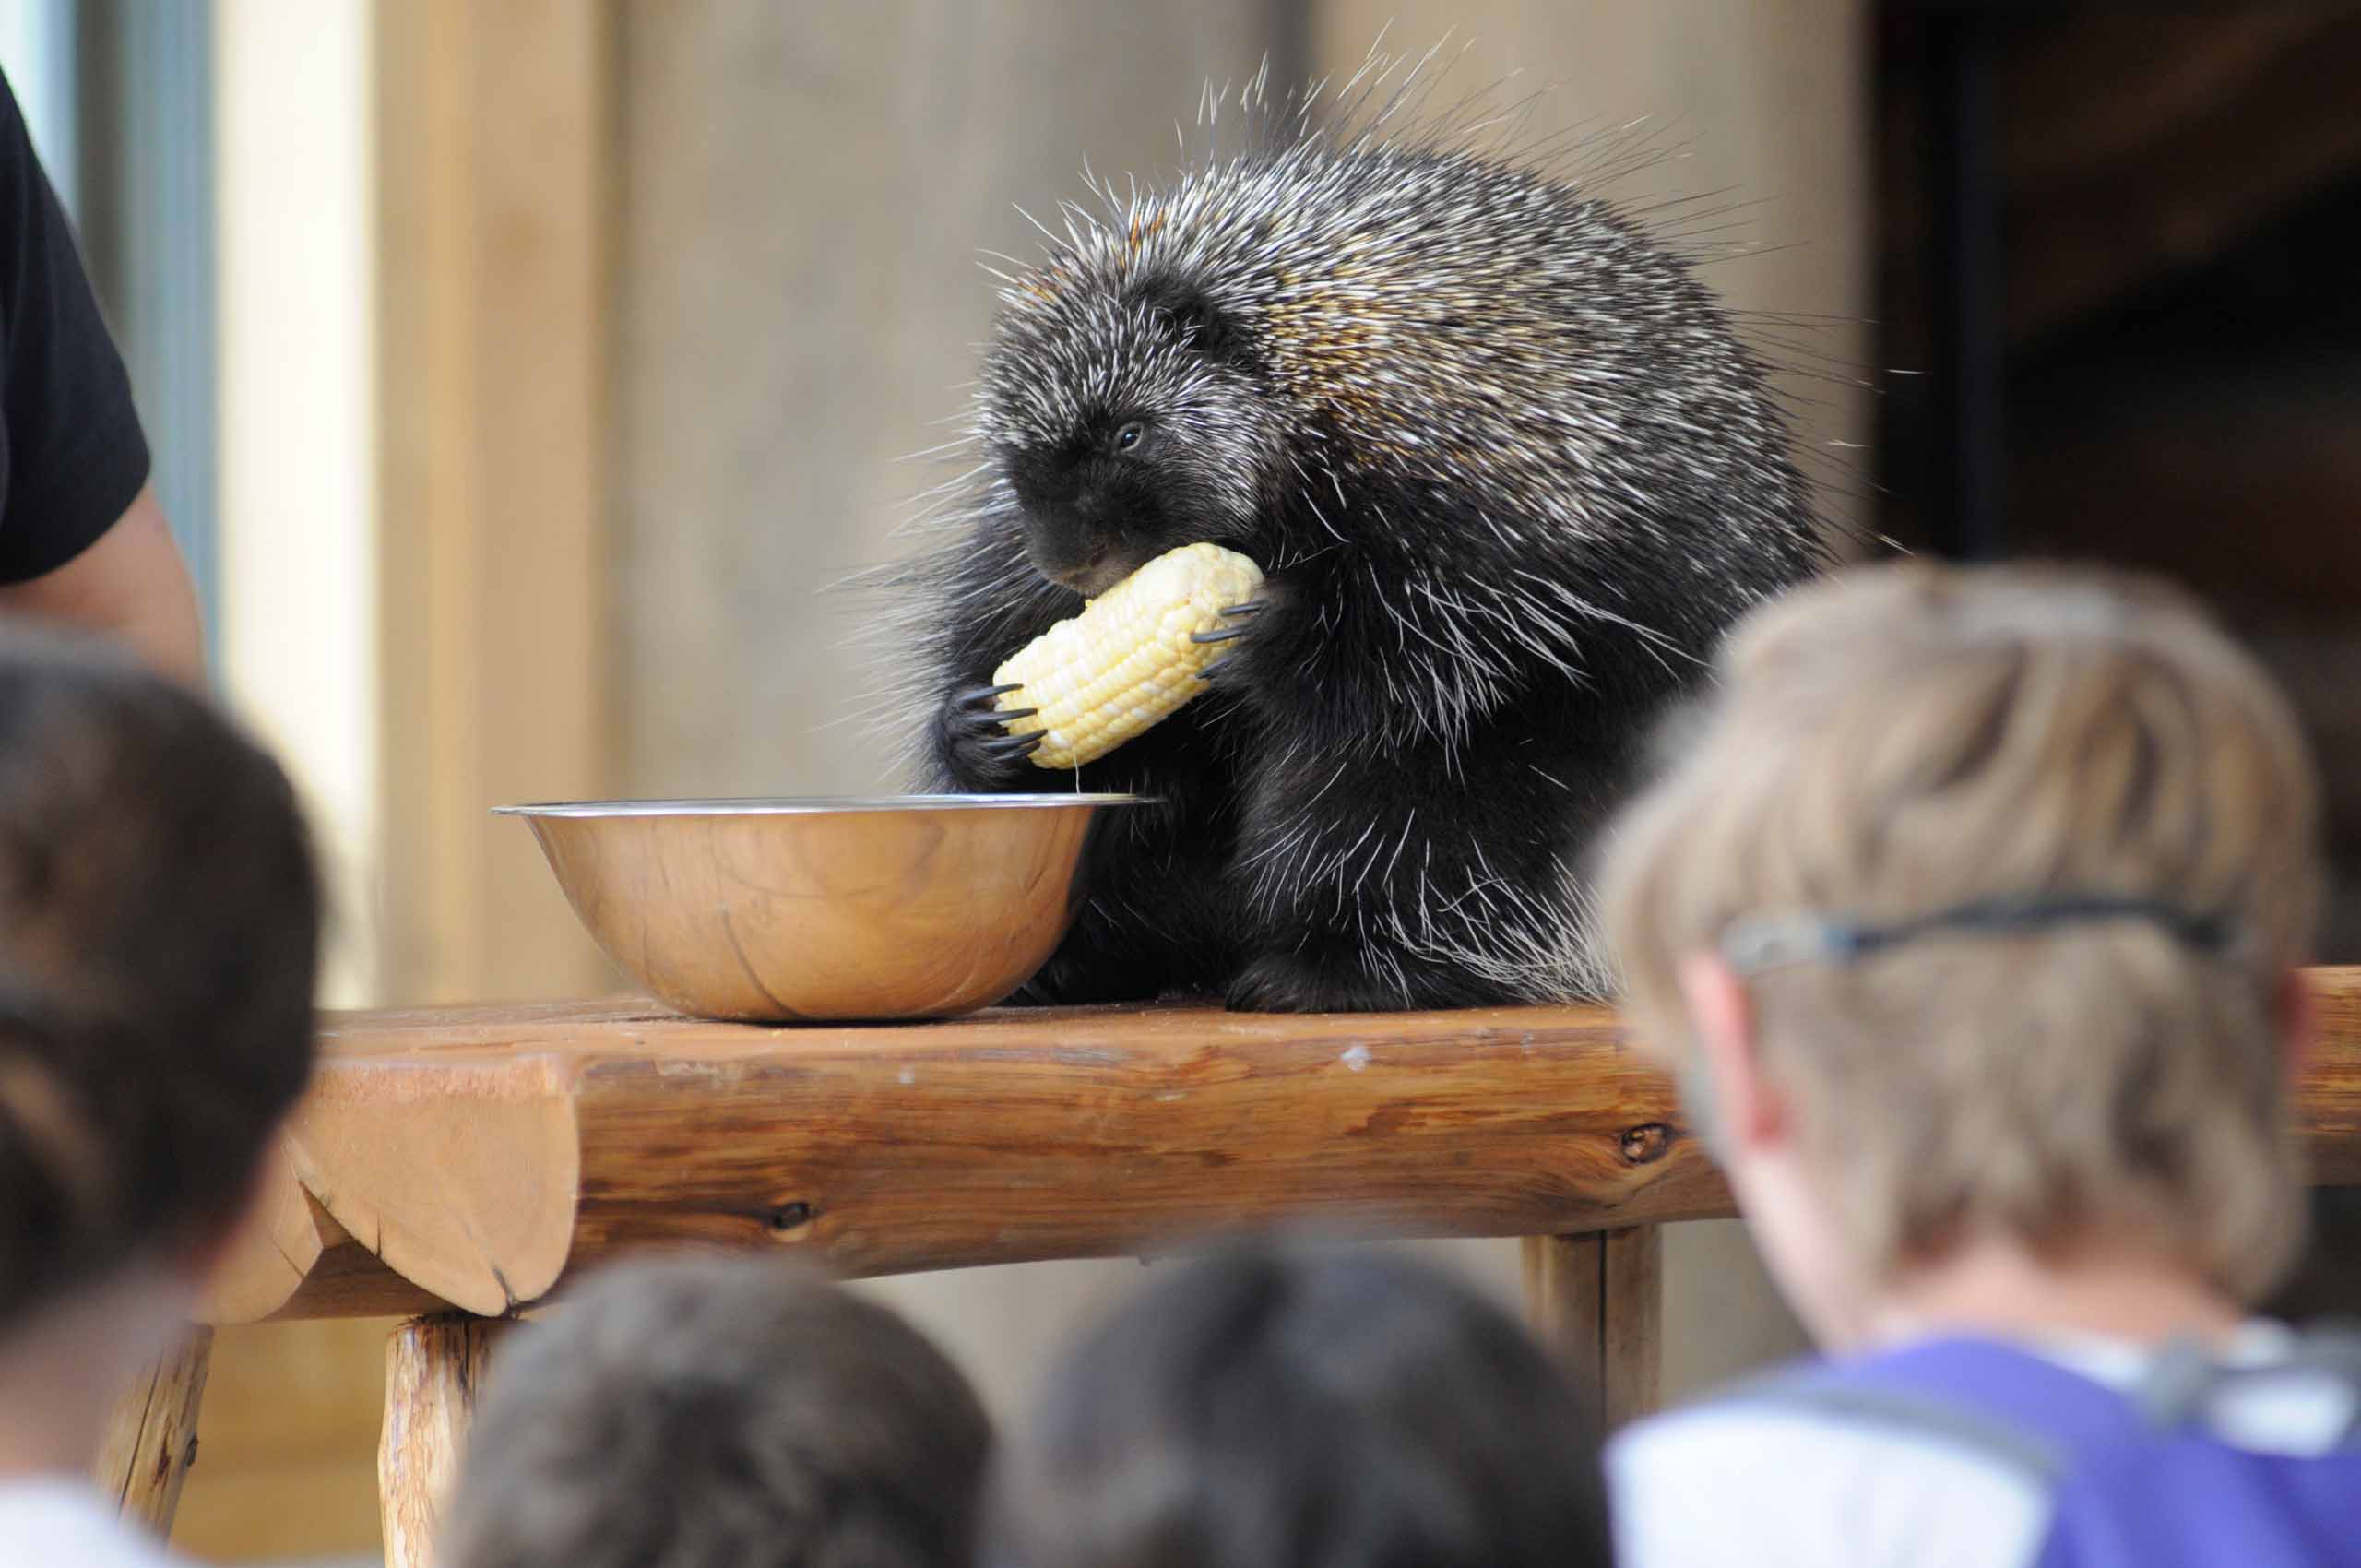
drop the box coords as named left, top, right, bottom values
left=198, top=968, right=2361, bottom=1325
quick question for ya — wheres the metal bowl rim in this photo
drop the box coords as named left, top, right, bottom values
left=491, top=793, right=1155, bottom=819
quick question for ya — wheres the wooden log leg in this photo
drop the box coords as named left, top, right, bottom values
left=1521, top=1226, right=1665, bottom=1430
left=92, top=1325, right=213, bottom=1538
left=380, top=1313, right=506, bottom=1568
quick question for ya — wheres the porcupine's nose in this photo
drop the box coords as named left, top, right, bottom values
left=1018, top=469, right=1128, bottom=589
left=1062, top=556, right=1132, bottom=597
left=1021, top=503, right=1114, bottom=595
left=1058, top=484, right=1142, bottom=596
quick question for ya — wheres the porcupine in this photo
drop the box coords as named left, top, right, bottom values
left=901, top=71, right=1828, bottom=1013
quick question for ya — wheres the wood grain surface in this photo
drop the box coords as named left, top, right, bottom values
left=201, top=968, right=2361, bottom=1324
left=92, top=1327, right=212, bottom=1536
left=379, top=1315, right=505, bottom=1568
left=1523, top=1228, right=1666, bottom=1431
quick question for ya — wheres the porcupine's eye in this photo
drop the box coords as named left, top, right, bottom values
left=1111, top=420, right=1146, bottom=456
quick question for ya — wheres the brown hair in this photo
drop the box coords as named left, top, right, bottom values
left=441, top=1252, right=993, bottom=1568
left=1598, top=561, right=2322, bottom=1301
left=0, top=628, right=319, bottom=1327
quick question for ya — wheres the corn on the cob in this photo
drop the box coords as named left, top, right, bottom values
left=993, top=542, right=1264, bottom=768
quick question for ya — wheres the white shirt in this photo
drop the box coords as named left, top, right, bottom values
left=0, top=1477, right=194, bottom=1568
left=1608, top=1323, right=2359, bottom=1568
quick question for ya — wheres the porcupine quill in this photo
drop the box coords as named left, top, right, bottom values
left=859, top=42, right=1839, bottom=1012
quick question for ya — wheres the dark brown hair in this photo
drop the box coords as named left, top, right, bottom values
left=986, top=1241, right=1615, bottom=1568
left=441, top=1252, right=993, bottom=1568
left=0, top=628, right=319, bottom=1327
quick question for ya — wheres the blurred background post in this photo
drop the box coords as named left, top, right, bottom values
left=8, top=2, right=2355, bottom=1563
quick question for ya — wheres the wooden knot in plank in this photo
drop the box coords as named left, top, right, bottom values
left=1619, top=1123, right=1673, bottom=1165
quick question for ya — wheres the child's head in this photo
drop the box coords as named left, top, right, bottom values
left=1599, top=561, right=2321, bottom=1330
left=985, top=1241, right=1614, bottom=1568
left=0, top=629, right=318, bottom=1331
left=440, top=1252, right=992, bottom=1568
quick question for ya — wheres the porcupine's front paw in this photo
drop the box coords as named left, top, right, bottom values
left=1187, top=589, right=1282, bottom=693
left=936, top=683, right=1043, bottom=789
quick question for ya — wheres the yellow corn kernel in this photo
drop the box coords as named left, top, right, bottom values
left=994, top=542, right=1265, bottom=768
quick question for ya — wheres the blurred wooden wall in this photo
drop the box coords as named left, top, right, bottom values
left=375, top=0, right=613, bottom=1010
left=179, top=1, right=612, bottom=1562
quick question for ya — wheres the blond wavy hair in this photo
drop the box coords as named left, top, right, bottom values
left=1598, top=561, right=2323, bottom=1301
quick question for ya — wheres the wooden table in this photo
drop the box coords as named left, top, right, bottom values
left=108, top=970, right=2361, bottom=1568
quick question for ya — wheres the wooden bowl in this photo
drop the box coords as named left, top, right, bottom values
left=494, top=795, right=1147, bottom=1022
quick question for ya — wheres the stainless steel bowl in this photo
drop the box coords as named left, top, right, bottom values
left=494, top=795, right=1148, bottom=1023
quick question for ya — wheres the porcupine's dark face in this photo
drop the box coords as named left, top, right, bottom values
left=983, top=279, right=1284, bottom=597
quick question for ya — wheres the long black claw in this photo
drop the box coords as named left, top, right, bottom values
left=1190, top=625, right=1247, bottom=645
left=1220, top=600, right=1267, bottom=617
left=956, top=682, right=1025, bottom=706
left=983, top=732, right=1044, bottom=758
left=994, top=706, right=1039, bottom=722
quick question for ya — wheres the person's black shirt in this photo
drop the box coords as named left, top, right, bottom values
left=0, top=65, right=149, bottom=585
